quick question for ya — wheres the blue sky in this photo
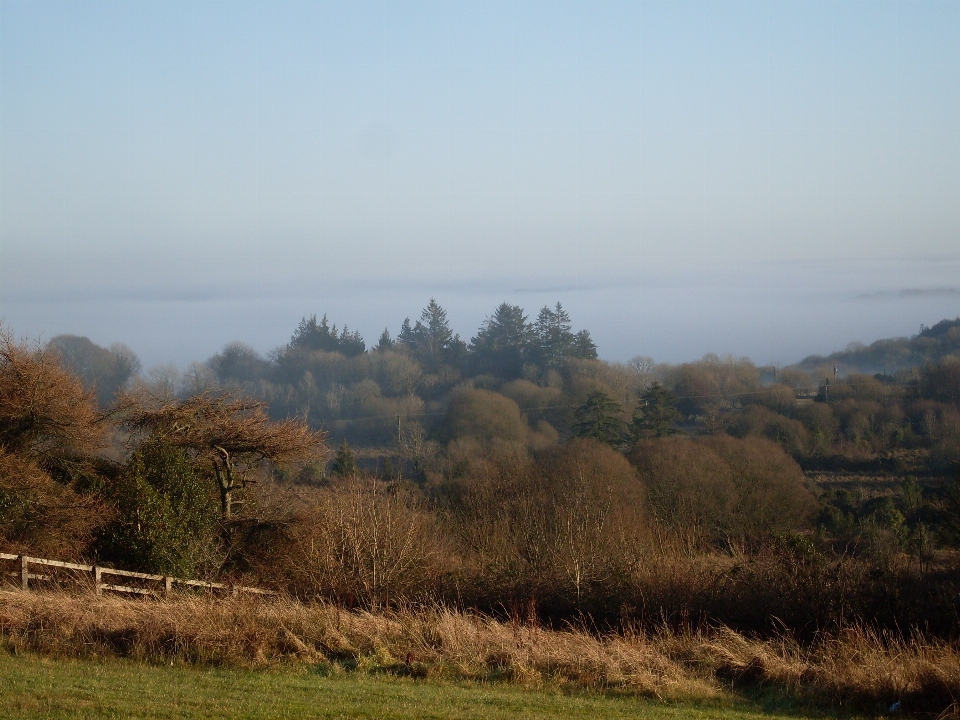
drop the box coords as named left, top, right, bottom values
left=2, top=1, right=958, bottom=368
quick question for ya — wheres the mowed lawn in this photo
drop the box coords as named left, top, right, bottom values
left=0, top=652, right=822, bottom=720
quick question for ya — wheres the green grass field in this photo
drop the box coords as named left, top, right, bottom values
left=0, top=651, right=828, bottom=720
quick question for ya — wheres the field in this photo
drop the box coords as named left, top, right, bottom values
left=0, top=651, right=820, bottom=720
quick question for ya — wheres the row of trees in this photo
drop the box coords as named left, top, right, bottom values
left=43, top=311, right=960, bottom=473
left=271, top=300, right=598, bottom=382
left=4, top=318, right=960, bottom=636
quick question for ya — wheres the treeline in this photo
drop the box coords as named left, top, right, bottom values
left=3, top=314, right=960, bottom=640
left=797, top=317, right=960, bottom=375
left=51, top=300, right=607, bottom=449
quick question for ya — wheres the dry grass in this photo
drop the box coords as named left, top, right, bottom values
left=1, top=589, right=958, bottom=715
left=674, top=625, right=960, bottom=715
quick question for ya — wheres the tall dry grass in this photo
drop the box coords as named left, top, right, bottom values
left=1, top=589, right=957, bottom=715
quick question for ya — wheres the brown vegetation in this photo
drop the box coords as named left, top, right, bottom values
left=0, top=326, right=111, bottom=557
left=0, top=326, right=106, bottom=477
left=1, top=590, right=957, bottom=715
left=115, top=390, right=327, bottom=517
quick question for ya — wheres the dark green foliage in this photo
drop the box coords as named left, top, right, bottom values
left=290, top=315, right=365, bottom=357
left=229, top=300, right=599, bottom=444
left=941, top=472, right=960, bottom=546
left=469, top=303, right=534, bottom=379
left=630, top=381, right=681, bottom=439
left=572, top=329, right=598, bottom=359
left=100, top=436, right=220, bottom=576
left=571, top=391, right=627, bottom=445
left=533, top=303, right=574, bottom=369
left=331, top=439, right=357, bottom=478
left=400, top=299, right=455, bottom=370
left=375, top=328, right=394, bottom=352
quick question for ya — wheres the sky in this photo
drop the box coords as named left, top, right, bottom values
left=2, top=1, right=959, bottom=370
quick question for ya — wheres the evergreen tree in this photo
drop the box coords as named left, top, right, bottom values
left=290, top=314, right=339, bottom=352
left=407, top=299, right=455, bottom=370
left=534, top=303, right=575, bottom=368
left=337, top=325, right=366, bottom=357
left=100, top=436, right=220, bottom=577
left=397, top=318, right=415, bottom=347
left=289, top=315, right=364, bottom=357
left=630, top=381, right=681, bottom=440
left=571, top=391, right=627, bottom=445
left=469, top=303, right=534, bottom=379
left=375, top=328, right=394, bottom=352
left=331, top=439, right=358, bottom=478
left=572, top=329, right=598, bottom=360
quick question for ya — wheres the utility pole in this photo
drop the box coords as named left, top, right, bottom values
left=397, top=415, right=402, bottom=482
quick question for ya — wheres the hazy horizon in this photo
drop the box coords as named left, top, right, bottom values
left=3, top=1, right=958, bottom=370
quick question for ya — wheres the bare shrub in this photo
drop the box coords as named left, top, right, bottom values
left=628, top=438, right=736, bottom=550
left=629, top=436, right=815, bottom=548
left=727, top=404, right=809, bottom=456
left=440, top=439, right=647, bottom=615
left=440, top=388, right=529, bottom=445
left=0, top=325, right=106, bottom=477
left=700, top=435, right=816, bottom=543
left=0, top=327, right=110, bottom=557
left=288, top=478, right=448, bottom=608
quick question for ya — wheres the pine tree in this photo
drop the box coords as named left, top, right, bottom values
left=571, top=391, right=627, bottom=445
left=571, top=329, right=598, bottom=360
left=375, top=328, right=394, bottom=352
left=331, top=439, right=357, bottom=478
left=409, top=299, right=454, bottom=370
left=534, top=303, right=575, bottom=368
left=630, top=382, right=681, bottom=440
left=397, top=318, right=414, bottom=347
left=469, top=303, right=534, bottom=379
left=290, top=314, right=339, bottom=352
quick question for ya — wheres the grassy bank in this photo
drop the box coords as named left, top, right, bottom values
left=1, top=590, right=957, bottom=716
left=1, top=652, right=808, bottom=720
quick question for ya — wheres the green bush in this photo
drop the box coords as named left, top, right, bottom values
left=100, top=437, right=221, bottom=577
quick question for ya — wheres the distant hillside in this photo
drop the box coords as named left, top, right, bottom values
left=796, top=317, right=960, bottom=375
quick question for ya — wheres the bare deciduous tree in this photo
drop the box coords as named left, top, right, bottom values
left=116, top=390, right=327, bottom=517
left=0, top=325, right=106, bottom=475
left=0, top=325, right=110, bottom=555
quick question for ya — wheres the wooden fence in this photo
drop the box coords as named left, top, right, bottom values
left=0, top=553, right=274, bottom=598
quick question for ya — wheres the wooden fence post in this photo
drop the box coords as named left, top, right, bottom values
left=20, top=555, right=28, bottom=591
left=165, top=576, right=172, bottom=595
left=94, top=565, right=102, bottom=596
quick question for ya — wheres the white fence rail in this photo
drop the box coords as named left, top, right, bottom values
left=0, top=553, right=274, bottom=598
